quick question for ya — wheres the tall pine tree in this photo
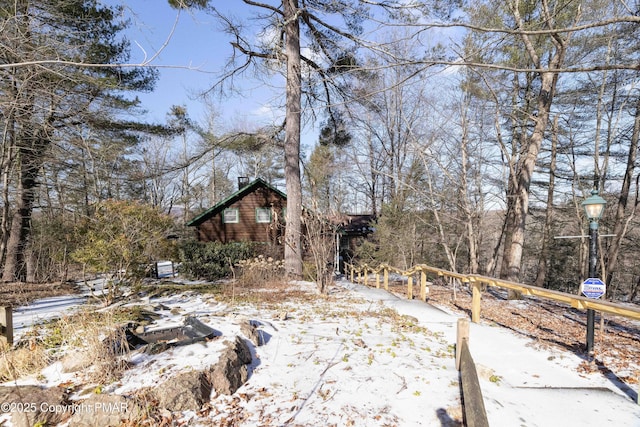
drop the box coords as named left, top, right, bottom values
left=0, top=0, right=158, bottom=282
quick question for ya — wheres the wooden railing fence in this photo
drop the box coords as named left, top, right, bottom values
left=346, top=263, right=640, bottom=323
left=347, top=262, right=640, bottom=409
left=456, top=318, right=489, bottom=427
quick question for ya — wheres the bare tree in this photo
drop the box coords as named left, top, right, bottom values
left=0, top=0, right=158, bottom=282
left=169, top=0, right=417, bottom=278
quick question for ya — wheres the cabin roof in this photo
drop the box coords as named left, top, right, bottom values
left=325, top=213, right=376, bottom=235
left=186, top=178, right=286, bottom=227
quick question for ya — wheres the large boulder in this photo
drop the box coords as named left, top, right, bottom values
left=240, top=320, right=263, bottom=346
left=148, top=335, right=254, bottom=414
left=208, top=336, right=252, bottom=395
left=68, top=394, right=143, bottom=427
left=155, top=370, right=212, bottom=412
left=0, top=385, right=69, bottom=427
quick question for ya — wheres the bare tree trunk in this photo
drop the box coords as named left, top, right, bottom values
left=80, top=150, right=91, bottom=216
left=459, top=94, right=479, bottom=274
left=0, top=124, right=15, bottom=269
left=2, top=202, right=26, bottom=282
left=26, top=247, right=37, bottom=283
left=2, top=131, right=48, bottom=282
left=3, top=174, right=31, bottom=282
left=181, top=131, right=190, bottom=225
left=283, top=0, right=303, bottom=279
left=501, top=68, right=560, bottom=295
left=604, top=96, right=640, bottom=295
left=535, top=116, right=558, bottom=288
left=0, top=67, right=20, bottom=275
left=424, top=164, right=459, bottom=273
left=630, top=275, right=640, bottom=302
left=500, top=3, right=566, bottom=297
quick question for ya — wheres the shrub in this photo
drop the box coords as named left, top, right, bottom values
left=0, top=340, right=50, bottom=383
left=235, top=255, right=285, bottom=286
left=177, top=241, right=259, bottom=280
left=0, top=311, right=129, bottom=384
left=71, top=200, right=176, bottom=303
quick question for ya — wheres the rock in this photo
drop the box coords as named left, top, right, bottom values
left=0, top=385, right=69, bottom=427
left=230, top=335, right=253, bottom=365
left=68, top=394, right=142, bottom=427
left=156, top=370, right=211, bottom=412
left=208, top=336, right=252, bottom=395
left=61, top=349, right=93, bottom=373
left=240, top=320, right=262, bottom=346
left=143, top=342, right=172, bottom=355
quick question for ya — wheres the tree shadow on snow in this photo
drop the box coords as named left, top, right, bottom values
left=436, top=408, right=462, bottom=427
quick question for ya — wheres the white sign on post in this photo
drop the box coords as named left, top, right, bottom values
left=581, top=278, right=606, bottom=299
left=156, top=261, right=175, bottom=279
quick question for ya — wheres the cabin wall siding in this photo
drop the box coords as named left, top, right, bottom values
left=195, top=187, right=286, bottom=244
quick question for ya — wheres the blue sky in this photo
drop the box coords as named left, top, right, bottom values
left=112, top=1, right=290, bottom=133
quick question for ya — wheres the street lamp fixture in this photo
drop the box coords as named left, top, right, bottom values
left=581, top=188, right=606, bottom=357
left=582, top=189, right=607, bottom=222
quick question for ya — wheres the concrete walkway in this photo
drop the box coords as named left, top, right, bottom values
left=339, top=279, right=640, bottom=427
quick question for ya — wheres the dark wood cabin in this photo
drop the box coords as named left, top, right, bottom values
left=329, top=213, right=376, bottom=272
left=186, top=177, right=287, bottom=245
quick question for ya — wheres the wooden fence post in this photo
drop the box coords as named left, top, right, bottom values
left=375, top=272, right=380, bottom=289
left=383, top=268, right=389, bottom=290
left=407, top=275, right=413, bottom=299
left=420, top=271, right=427, bottom=301
left=471, top=282, right=481, bottom=323
left=450, top=275, right=457, bottom=302
left=456, top=317, right=469, bottom=370
left=457, top=318, right=490, bottom=427
left=1, top=306, right=13, bottom=346
left=350, top=266, right=354, bottom=283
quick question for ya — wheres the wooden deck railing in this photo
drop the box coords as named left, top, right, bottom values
left=345, top=263, right=640, bottom=323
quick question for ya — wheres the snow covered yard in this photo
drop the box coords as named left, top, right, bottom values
left=1, top=277, right=639, bottom=426
left=1, top=279, right=463, bottom=426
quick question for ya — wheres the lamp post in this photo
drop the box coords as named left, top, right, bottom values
left=581, top=188, right=606, bottom=356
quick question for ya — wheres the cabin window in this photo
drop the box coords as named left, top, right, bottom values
left=256, top=207, right=271, bottom=223
left=223, top=208, right=239, bottom=223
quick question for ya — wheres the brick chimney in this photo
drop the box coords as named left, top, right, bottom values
left=238, top=176, right=250, bottom=189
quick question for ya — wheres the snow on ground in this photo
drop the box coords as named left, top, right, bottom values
left=11, top=294, right=88, bottom=339
left=2, top=278, right=640, bottom=426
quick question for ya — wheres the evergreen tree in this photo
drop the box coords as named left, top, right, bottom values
left=0, top=0, right=159, bottom=282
